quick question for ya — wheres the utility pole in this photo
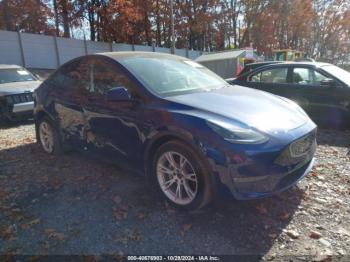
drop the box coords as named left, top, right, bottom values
left=170, top=0, right=175, bottom=54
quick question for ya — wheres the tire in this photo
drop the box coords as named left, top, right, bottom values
left=37, top=117, right=63, bottom=155
left=151, top=140, right=213, bottom=210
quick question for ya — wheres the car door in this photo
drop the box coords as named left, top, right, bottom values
left=82, top=57, right=146, bottom=164
left=48, top=58, right=90, bottom=148
left=287, top=66, right=349, bottom=127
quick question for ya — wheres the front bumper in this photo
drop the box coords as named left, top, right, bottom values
left=232, top=158, right=314, bottom=200
left=0, top=93, right=34, bottom=120
left=203, top=126, right=317, bottom=200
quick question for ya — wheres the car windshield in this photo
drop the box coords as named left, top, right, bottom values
left=120, top=56, right=227, bottom=97
left=0, top=68, right=36, bottom=84
left=321, top=65, right=350, bottom=86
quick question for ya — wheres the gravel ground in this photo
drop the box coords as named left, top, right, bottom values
left=0, top=121, right=349, bottom=260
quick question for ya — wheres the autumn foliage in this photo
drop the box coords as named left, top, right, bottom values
left=0, top=0, right=349, bottom=62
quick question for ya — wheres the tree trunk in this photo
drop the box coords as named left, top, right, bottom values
left=87, top=1, right=96, bottom=41
left=230, top=0, right=237, bottom=47
left=155, top=0, right=161, bottom=46
left=88, top=11, right=95, bottom=41
left=144, top=13, right=151, bottom=46
left=61, top=0, right=70, bottom=38
left=2, top=0, right=13, bottom=31
left=53, top=0, right=60, bottom=36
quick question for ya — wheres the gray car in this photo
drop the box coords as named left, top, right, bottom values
left=0, top=65, right=41, bottom=121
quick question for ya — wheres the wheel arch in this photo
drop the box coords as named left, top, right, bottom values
left=34, top=109, right=56, bottom=141
left=143, top=130, right=205, bottom=178
left=144, top=130, right=218, bottom=209
left=35, top=109, right=53, bottom=121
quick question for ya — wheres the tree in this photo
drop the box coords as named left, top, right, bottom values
left=241, top=0, right=314, bottom=57
left=0, top=0, right=349, bottom=63
left=240, top=0, right=269, bottom=47
left=0, top=0, right=55, bottom=34
left=312, top=0, right=350, bottom=63
left=51, top=0, right=84, bottom=38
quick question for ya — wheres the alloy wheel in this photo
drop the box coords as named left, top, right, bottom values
left=39, top=121, right=54, bottom=153
left=156, top=151, right=198, bottom=205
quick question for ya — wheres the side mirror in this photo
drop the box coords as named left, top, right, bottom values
left=320, top=78, right=337, bottom=88
left=107, top=87, right=131, bottom=101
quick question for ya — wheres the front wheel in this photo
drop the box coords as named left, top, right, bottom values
left=152, top=140, right=213, bottom=210
left=37, top=117, right=62, bottom=155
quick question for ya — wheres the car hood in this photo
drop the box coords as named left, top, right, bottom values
left=166, top=85, right=309, bottom=133
left=0, top=81, right=41, bottom=96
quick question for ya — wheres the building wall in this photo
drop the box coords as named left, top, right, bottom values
left=0, top=30, right=205, bottom=69
left=199, top=59, right=237, bottom=79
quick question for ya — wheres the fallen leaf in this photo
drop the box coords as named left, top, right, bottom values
left=268, top=233, right=277, bottom=239
left=182, top=223, right=192, bottom=232
left=279, top=211, right=290, bottom=221
left=285, top=230, right=299, bottom=239
left=8, top=207, right=24, bottom=221
left=255, top=203, right=268, bottom=215
left=54, top=232, right=65, bottom=241
left=129, top=229, right=142, bottom=241
left=44, top=228, right=65, bottom=241
left=181, top=223, right=193, bottom=236
left=265, top=254, right=276, bottom=261
left=0, top=225, right=17, bottom=240
left=113, top=205, right=128, bottom=220
left=164, top=201, right=170, bottom=209
left=136, top=212, right=146, bottom=220
left=310, top=171, right=318, bottom=177
left=309, top=230, right=322, bottom=239
left=21, top=218, right=41, bottom=230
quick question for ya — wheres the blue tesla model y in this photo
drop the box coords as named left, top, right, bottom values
left=34, top=52, right=317, bottom=210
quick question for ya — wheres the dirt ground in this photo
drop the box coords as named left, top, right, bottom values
left=0, top=121, right=349, bottom=261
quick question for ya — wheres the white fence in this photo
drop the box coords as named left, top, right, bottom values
left=0, top=30, right=204, bottom=69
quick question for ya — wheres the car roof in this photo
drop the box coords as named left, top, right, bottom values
left=260, top=61, right=332, bottom=68
left=195, top=50, right=246, bottom=62
left=0, top=64, right=24, bottom=69
left=98, top=51, right=187, bottom=61
left=246, top=61, right=281, bottom=66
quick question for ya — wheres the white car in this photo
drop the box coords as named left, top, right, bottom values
left=0, top=65, right=41, bottom=121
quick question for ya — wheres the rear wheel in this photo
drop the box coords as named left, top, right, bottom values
left=37, top=117, right=62, bottom=155
left=152, top=140, right=213, bottom=210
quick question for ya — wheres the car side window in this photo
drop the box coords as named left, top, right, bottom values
left=67, top=59, right=91, bottom=89
left=249, top=67, right=288, bottom=84
left=250, top=72, right=261, bottom=82
left=90, top=58, right=135, bottom=96
left=292, top=67, right=328, bottom=86
left=49, top=59, right=90, bottom=91
left=292, top=68, right=312, bottom=85
left=313, top=70, right=328, bottom=84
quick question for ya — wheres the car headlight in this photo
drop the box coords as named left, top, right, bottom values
left=206, top=119, right=268, bottom=144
